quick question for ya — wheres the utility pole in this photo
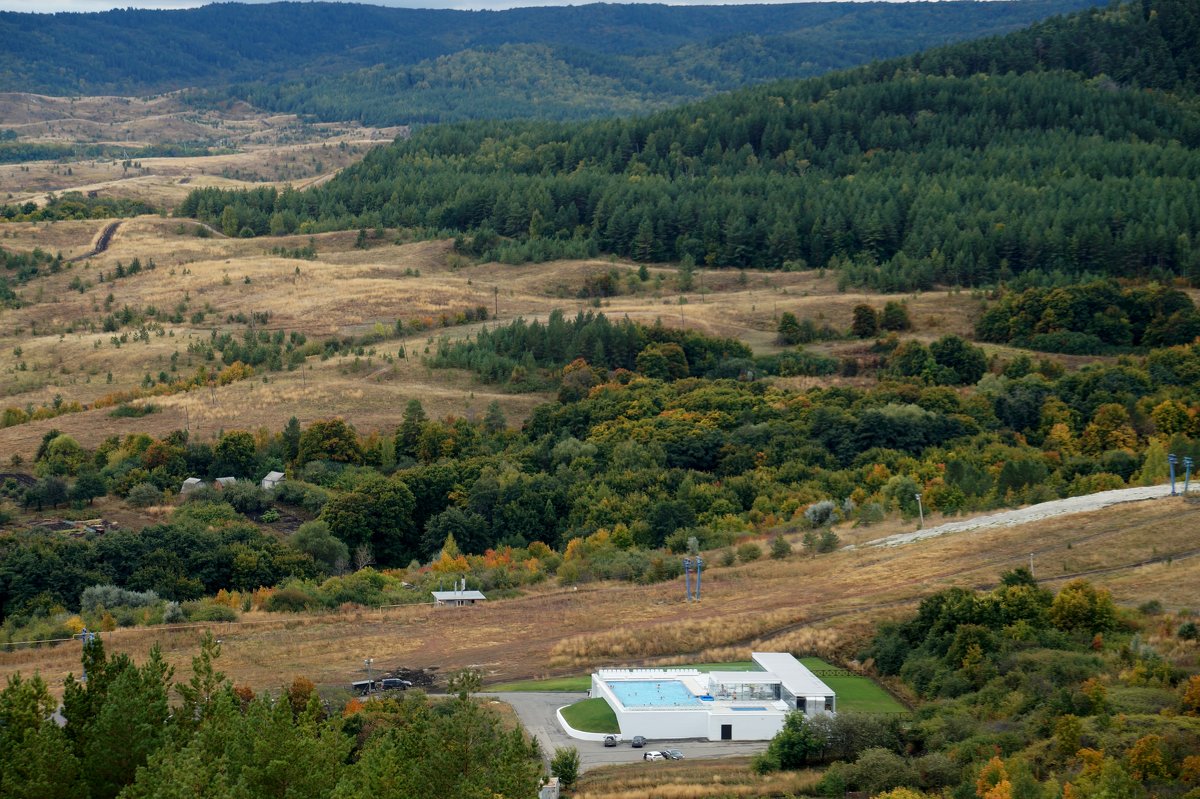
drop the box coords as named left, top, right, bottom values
left=364, top=657, right=374, bottom=693
left=915, top=492, right=924, bottom=530
left=494, top=285, right=499, bottom=320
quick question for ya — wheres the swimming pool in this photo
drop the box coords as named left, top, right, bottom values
left=608, top=680, right=701, bottom=708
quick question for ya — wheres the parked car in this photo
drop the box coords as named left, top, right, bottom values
left=603, top=735, right=617, bottom=747
left=380, top=678, right=413, bottom=691
left=643, top=751, right=665, bottom=761
left=631, top=735, right=646, bottom=748
left=663, top=749, right=684, bottom=760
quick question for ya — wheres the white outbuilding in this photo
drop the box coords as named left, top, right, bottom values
left=431, top=589, right=487, bottom=607
left=179, top=477, right=205, bottom=495
left=261, top=471, right=285, bottom=490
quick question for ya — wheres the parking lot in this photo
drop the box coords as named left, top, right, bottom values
left=485, top=691, right=768, bottom=772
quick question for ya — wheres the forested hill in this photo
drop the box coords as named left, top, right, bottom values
left=181, top=0, right=1200, bottom=290
left=1, top=0, right=1099, bottom=121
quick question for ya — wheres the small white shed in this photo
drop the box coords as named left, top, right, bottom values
left=261, top=471, right=285, bottom=490
left=431, top=590, right=487, bottom=607
left=214, top=477, right=236, bottom=489
left=180, top=477, right=205, bottom=495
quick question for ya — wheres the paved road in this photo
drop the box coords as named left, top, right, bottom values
left=485, top=691, right=766, bottom=773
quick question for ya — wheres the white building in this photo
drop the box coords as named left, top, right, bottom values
left=431, top=589, right=487, bottom=606
left=214, top=476, right=237, bottom=488
left=261, top=471, right=285, bottom=491
left=179, top=477, right=205, bottom=495
left=589, top=652, right=834, bottom=741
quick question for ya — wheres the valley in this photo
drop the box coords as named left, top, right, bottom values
left=1, top=2, right=1199, bottom=798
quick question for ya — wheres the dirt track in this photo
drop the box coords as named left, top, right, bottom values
left=862, top=484, right=1174, bottom=549
left=68, top=220, right=120, bottom=262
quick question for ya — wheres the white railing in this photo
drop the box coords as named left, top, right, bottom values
left=597, top=668, right=701, bottom=679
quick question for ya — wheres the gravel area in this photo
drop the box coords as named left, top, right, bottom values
left=860, top=484, right=1174, bottom=550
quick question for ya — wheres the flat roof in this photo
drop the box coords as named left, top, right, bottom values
left=752, top=652, right=834, bottom=696
left=431, top=590, right=486, bottom=600
left=708, top=672, right=779, bottom=684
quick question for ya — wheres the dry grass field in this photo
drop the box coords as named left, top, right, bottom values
left=1, top=91, right=402, bottom=208
left=573, top=758, right=821, bottom=799
left=0, top=209, right=1005, bottom=460
left=1, top=103, right=1181, bottom=711
left=2, top=495, right=1195, bottom=698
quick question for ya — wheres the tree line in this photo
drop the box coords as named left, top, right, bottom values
left=179, top=0, right=1200, bottom=287
left=5, top=322, right=1200, bottom=627
left=757, top=570, right=1200, bottom=799
left=0, top=634, right=541, bottom=799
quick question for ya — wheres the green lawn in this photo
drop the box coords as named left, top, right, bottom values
left=490, top=675, right=593, bottom=692
left=559, top=698, right=619, bottom=734
left=799, top=657, right=907, bottom=714
left=489, top=661, right=757, bottom=692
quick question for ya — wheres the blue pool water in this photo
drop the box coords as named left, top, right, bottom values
left=608, top=680, right=701, bottom=708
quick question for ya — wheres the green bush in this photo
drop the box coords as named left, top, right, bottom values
left=184, top=602, right=239, bottom=622
left=846, top=748, right=918, bottom=795
left=222, top=481, right=270, bottom=514
left=126, top=482, right=163, bottom=508
left=264, top=586, right=317, bottom=613
left=737, top=542, right=762, bottom=563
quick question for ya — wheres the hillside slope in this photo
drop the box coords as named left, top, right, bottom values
left=180, top=0, right=1200, bottom=288
left=0, top=0, right=1100, bottom=121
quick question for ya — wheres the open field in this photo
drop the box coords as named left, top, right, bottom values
left=1, top=91, right=403, bottom=208
left=573, top=757, right=821, bottom=799
left=0, top=209, right=1056, bottom=461
left=2, top=494, right=1196, bottom=698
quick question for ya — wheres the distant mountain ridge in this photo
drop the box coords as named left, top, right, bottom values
left=0, top=0, right=1103, bottom=121
left=180, top=0, right=1200, bottom=287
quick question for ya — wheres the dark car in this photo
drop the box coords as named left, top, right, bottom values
left=603, top=735, right=617, bottom=747
left=380, top=678, right=413, bottom=691
left=663, top=749, right=684, bottom=760
left=631, top=735, right=646, bottom=748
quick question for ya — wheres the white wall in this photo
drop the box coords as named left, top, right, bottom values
left=615, top=707, right=713, bottom=740
left=706, top=710, right=786, bottom=741
left=591, top=675, right=790, bottom=741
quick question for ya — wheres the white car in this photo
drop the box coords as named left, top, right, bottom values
left=643, top=751, right=665, bottom=761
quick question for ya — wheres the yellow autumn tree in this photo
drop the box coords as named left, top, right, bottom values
left=1181, top=674, right=1200, bottom=716
left=977, top=757, right=1012, bottom=799
left=1126, top=734, right=1170, bottom=781
left=1080, top=403, right=1137, bottom=455
left=875, top=788, right=926, bottom=799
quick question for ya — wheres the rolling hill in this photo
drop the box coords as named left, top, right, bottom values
left=0, top=0, right=1102, bottom=122
left=178, top=0, right=1200, bottom=289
